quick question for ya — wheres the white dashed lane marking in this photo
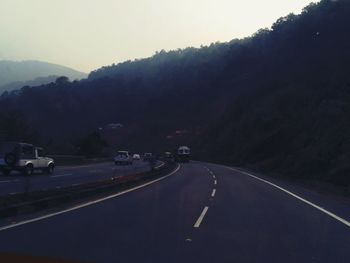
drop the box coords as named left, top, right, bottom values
left=194, top=206, right=209, bottom=228
left=0, top=179, right=20, bottom=184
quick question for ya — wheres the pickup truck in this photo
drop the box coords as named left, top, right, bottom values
left=0, top=142, right=55, bottom=176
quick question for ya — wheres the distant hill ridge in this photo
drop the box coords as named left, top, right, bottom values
left=0, top=60, right=87, bottom=92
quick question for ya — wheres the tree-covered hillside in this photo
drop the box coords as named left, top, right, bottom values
left=1, top=0, right=349, bottom=186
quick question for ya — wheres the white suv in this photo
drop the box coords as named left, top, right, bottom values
left=114, top=151, right=133, bottom=165
left=0, top=142, right=55, bottom=176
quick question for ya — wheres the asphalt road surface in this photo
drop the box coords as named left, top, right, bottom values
left=0, top=160, right=154, bottom=196
left=0, top=161, right=349, bottom=263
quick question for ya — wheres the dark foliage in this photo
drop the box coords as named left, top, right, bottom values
left=0, top=110, right=34, bottom=143
left=73, top=132, right=107, bottom=158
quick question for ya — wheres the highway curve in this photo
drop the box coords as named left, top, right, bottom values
left=0, top=161, right=349, bottom=263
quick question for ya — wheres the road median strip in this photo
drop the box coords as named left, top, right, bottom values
left=0, top=161, right=178, bottom=220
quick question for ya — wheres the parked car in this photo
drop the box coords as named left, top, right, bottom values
left=0, top=142, right=55, bottom=176
left=133, top=154, right=141, bottom=160
left=114, top=151, right=133, bottom=165
left=143, top=152, right=153, bottom=162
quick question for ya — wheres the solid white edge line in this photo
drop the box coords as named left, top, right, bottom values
left=226, top=166, right=350, bottom=228
left=0, top=164, right=181, bottom=232
left=194, top=206, right=209, bottom=228
left=155, top=161, right=165, bottom=169
left=211, top=189, right=216, bottom=197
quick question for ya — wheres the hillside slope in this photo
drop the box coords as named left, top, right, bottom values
left=0, top=0, right=349, bottom=186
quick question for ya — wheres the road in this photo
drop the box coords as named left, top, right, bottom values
left=0, top=161, right=349, bottom=263
left=0, top=160, right=153, bottom=196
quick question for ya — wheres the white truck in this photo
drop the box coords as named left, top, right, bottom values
left=176, top=146, right=191, bottom=163
left=0, top=142, right=55, bottom=176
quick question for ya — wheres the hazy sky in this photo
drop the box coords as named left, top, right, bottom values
left=0, top=0, right=319, bottom=72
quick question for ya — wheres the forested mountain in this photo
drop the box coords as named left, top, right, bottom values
left=1, top=0, right=349, bottom=186
left=0, top=60, right=86, bottom=92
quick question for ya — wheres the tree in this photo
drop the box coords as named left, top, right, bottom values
left=74, top=132, right=107, bottom=158
left=55, top=76, right=70, bottom=85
